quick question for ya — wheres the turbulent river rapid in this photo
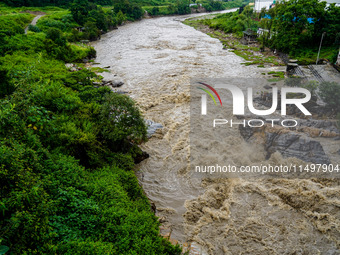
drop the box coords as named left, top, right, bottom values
left=92, top=12, right=340, bottom=254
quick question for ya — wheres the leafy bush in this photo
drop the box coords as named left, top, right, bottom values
left=177, top=0, right=190, bottom=14
left=38, top=18, right=68, bottom=31
left=0, top=13, right=33, bottom=35
left=28, top=24, right=41, bottom=32
left=202, top=6, right=258, bottom=36
left=83, top=20, right=101, bottom=41
left=2, top=33, right=45, bottom=54
left=116, top=10, right=126, bottom=25
left=100, top=93, right=148, bottom=146
left=150, top=6, right=160, bottom=15
left=0, top=4, right=181, bottom=255
left=0, top=68, right=15, bottom=98
left=114, top=0, right=144, bottom=20
left=46, top=27, right=66, bottom=45
left=0, top=52, right=180, bottom=253
left=202, top=0, right=224, bottom=12
left=260, top=0, right=340, bottom=55
left=3, top=0, right=113, bottom=7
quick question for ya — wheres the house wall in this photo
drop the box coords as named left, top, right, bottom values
left=254, top=0, right=274, bottom=11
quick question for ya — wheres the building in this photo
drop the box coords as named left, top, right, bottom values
left=254, top=0, right=275, bottom=12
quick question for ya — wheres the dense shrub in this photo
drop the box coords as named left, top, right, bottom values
left=116, top=10, right=127, bottom=25
left=68, top=0, right=119, bottom=40
left=0, top=68, right=15, bottom=98
left=83, top=20, right=101, bottom=41
left=38, top=18, right=68, bottom=31
left=3, top=0, right=114, bottom=7
left=114, top=0, right=144, bottom=20
left=28, top=24, right=41, bottom=32
left=177, top=0, right=190, bottom=14
left=203, top=6, right=258, bottom=36
left=202, top=0, right=224, bottom=12
left=0, top=9, right=181, bottom=254
left=0, top=53, right=180, bottom=253
left=0, top=13, right=33, bottom=35
left=2, top=33, right=45, bottom=55
left=260, top=0, right=340, bottom=55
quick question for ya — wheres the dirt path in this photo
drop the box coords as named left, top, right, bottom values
left=25, top=14, right=45, bottom=34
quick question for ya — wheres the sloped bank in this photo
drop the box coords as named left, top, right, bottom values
left=0, top=9, right=182, bottom=255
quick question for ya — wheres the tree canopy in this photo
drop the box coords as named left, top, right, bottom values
left=262, top=0, right=340, bottom=52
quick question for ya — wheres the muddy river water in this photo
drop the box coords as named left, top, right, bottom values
left=92, top=11, right=340, bottom=254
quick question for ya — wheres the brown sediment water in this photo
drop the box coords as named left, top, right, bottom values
left=92, top=11, right=340, bottom=254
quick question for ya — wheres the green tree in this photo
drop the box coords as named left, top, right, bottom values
left=151, top=7, right=160, bottom=16
left=317, top=3, right=340, bottom=46
left=270, top=0, right=326, bottom=52
left=116, top=10, right=126, bottom=25
left=83, top=19, right=101, bottom=41
left=177, top=0, right=190, bottom=14
left=0, top=67, right=15, bottom=98
left=114, top=0, right=144, bottom=20
left=70, top=0, right=91, bottom=26
left=259, top=7, right=275, bottom=50
left=89, top=7, right=108, bottom=32
left=45, top=28, right=66, bottom=46
left=130, top=4, right=144, bottom=20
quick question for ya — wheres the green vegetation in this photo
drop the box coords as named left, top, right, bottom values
left=143, top=5, right=172, bottom=15
left=198, top=0, right=224, bottom=12
left=197, top=4, right=257, bottom=36
left=142, top=0, right=191, bottom=15
left=185, top=0, right=339, bottom=64
left=2, top=0, right=144, bottom=21
left=259, top=0, right=340, bottom=64
left=222, top=0, right=251, bottom=9
left=268, top=71, right=284, bottom=78
left=0, top=2, right=181, bottom=254
left=289, top=46, right=339, bottom=65
left=183, top=7, right=283, bottom=66
left=3, top=0, right=114, bottom=7
left=142, top=0, right=251, bottom=16
left=197, top=0, right=251, bottom=13
left=0, top=13, right=34, bottom=35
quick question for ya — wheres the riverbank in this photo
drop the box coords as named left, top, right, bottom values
left=0, top=5, right=184, bottom=254
left=183, top=17, right=284, bottom=67
left=142, top=0, right=250, bottom=17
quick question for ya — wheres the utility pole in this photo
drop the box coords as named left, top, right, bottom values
left=316, top=32, right=326, bottom=65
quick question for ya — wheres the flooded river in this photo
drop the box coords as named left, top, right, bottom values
left=92, top=12, right=340, bottom=254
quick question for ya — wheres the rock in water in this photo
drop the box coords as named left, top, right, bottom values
left=265, top=132, right=331, bottom=164
left=102, top=80, right=124, bottom=87
left=112, top=81, right=124, bottom=87
left=145, top=119, right=163, bottom=137
left=134, top=150, right=149, bottom=164
left=240, top=125, right=331, bottom=164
